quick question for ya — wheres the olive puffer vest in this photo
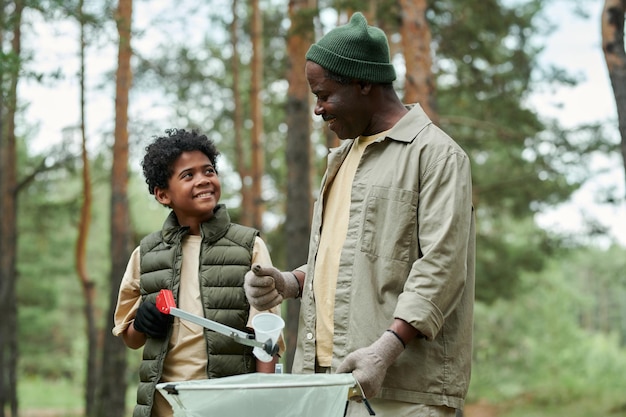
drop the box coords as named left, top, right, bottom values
left=133, top=205, right=258, bottom=417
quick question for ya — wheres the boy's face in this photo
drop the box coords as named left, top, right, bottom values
left=154, top=150, right=221, bottom=229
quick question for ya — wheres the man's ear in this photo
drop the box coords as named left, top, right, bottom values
left=358, top=81, right=372, bottom=95
left=154, top=187, right=171, bottom=207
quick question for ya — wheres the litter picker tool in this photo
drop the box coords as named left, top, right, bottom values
left=155, top=289, right=280, bottom=360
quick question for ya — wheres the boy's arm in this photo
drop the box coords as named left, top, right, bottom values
left=113, top=246, right=146, bottom=349
left=121, top=321, right=148, bottom=349
left=256, top=357, right=278, bottom=373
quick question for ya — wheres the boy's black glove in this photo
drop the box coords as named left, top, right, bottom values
left=133, top=300, right=172, bottom=338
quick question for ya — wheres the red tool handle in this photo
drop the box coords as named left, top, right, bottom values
left=156, top=289, right=176, bottom=314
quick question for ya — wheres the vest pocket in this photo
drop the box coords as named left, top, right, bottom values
left=360, top=186, right=418, bottom=261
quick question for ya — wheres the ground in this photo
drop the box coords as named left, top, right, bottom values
left=464, top=400, right=500, bottom=417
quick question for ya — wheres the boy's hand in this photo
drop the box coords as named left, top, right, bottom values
left=244, top=264, right=300, bottom=310
left=133, top=299, right=173, bottom=338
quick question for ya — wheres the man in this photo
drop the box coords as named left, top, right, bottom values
left=245, top=12, right=475, bottom=417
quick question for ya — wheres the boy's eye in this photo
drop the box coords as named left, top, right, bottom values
left=206, top=167, right=216, bottom=175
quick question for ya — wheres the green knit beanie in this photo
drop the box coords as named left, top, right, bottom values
left=306, top=12, right=396, bottom=83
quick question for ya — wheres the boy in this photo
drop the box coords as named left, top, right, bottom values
left=113, top=128, right=283, bottom=417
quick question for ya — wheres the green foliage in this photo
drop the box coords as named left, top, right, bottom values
left=18, top=373, right=139, bottom=412
left=564, top=245, right=626, bottom=344
left=128, top=172, right=170, bottom=242
left=474, top=215, right=559, bottom=301
left=15, top=141, right=161, bottom=380
left=498, top=394, right=626, bottom=417
left=16, top=141, right=85, bottom=379
left=469, top=246, right=626, bottom=406
left=18, top=376, right=82, bottom=409
left=417, top=0, right=611, bottom=301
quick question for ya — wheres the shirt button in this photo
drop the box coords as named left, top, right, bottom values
left=306, top=332, right=313, bottom=340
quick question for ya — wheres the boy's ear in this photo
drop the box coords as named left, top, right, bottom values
left=154, top=187, right=171, bottom=206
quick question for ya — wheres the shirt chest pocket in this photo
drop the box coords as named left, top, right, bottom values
left=360, top=186, right=418, bottom=261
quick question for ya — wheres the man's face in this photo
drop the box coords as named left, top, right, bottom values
left=154, top=150, right=221, bottom=227
left=305, top=61, right=369, bottom=140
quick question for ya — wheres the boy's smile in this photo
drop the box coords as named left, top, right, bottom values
left=154, top=150, right=221, bottom=234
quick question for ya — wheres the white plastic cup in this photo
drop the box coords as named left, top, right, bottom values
left=251, top=313, right=284, bottom=362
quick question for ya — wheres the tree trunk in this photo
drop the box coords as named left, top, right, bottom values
left=96, top=1, right=133, bottom=416
left=0, top=13, right=3, bottom=414
left=601, top=0, right=626, bottom=193
left=231, top=0, right=254, bottom=227
left=76, top=1, right=98, bottom=415
left=250, top=0, right=265, bottom=231
left=284, top=0, right=316, bottom=372
left=0, top=2, right=23, bottom=416
left=399, top=0, right=438, bottom=123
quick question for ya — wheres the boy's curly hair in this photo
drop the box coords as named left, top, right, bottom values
left=142, top=128, right=220, bottom=195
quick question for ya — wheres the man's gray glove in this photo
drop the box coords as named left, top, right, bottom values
left=336, top=330, right=405, bottom=399
left=244, top=263, right=300, bottom=311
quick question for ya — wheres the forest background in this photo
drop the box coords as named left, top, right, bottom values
left=1, top=0, right=626, bottom=417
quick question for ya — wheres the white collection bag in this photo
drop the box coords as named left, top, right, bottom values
left=156, top=373, right=357, bottom=417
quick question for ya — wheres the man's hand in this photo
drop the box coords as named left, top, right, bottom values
left=244, top=264, right=300, bottom=311
left=133, top=299, right=173, bottom=339
left=336, top=330, right=405, bottom=399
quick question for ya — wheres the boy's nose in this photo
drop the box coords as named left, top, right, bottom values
left=196, top=175, right=211, bottom=186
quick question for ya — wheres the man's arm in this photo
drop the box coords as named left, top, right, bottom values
left=388, top=318, right=423, bottom=345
